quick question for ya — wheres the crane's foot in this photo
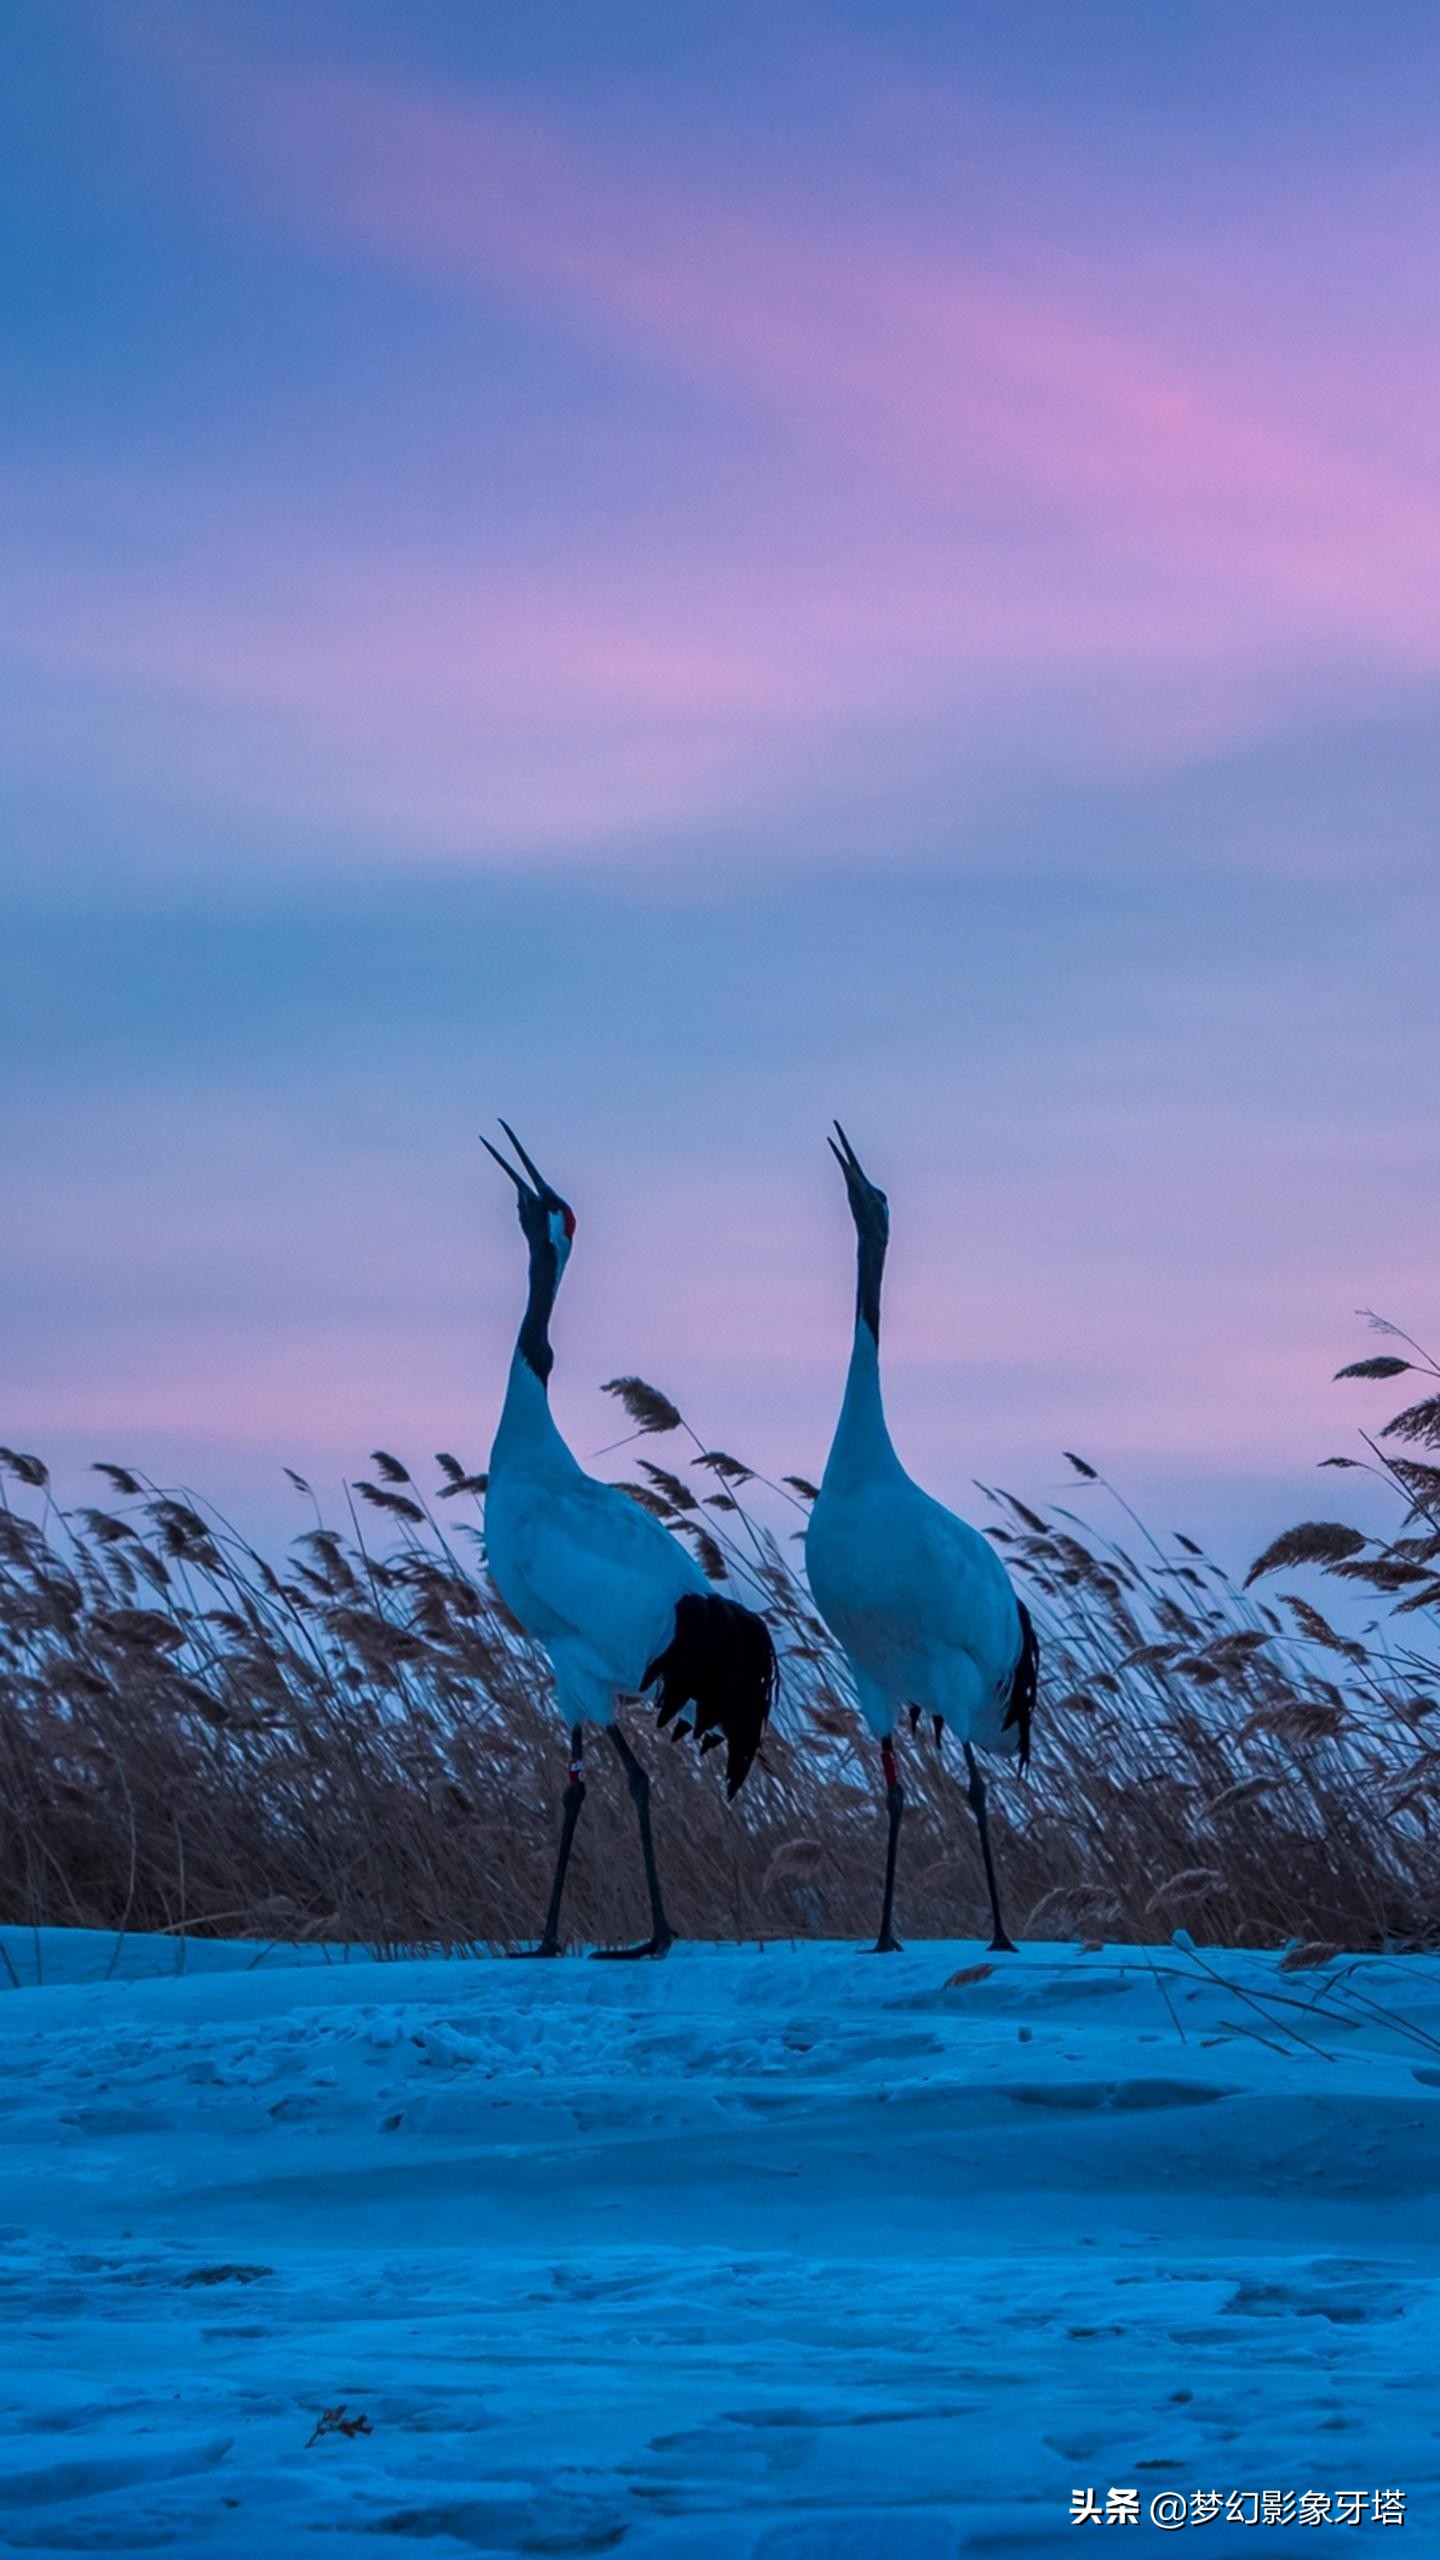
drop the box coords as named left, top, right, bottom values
left=592, top=1931, right=673, bottom=1961
left=989, top=1930, right=1018, bottom=1955
left=868, top=1932, right=904, bottom=1955
left=510, top=1939, right=563, bottom=1959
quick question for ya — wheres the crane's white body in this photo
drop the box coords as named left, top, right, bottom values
left=487, top=1348, right=707, bottom=1730
left=480, top=1125, right=773, bottom=1954
left=807, top=1306, right=1024, bottom=1752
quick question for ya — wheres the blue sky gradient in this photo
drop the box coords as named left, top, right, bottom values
left=4, top=2, right=1437, bottom=1562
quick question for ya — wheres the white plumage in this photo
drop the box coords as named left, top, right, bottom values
left=481, top=1122, right=775, bottom=1959
left=807, top=1347, right=1025, bottom=1753
left=487, top=1358, right=708, bottom=1730
left=806, top=1124, right=1036, bottom=1951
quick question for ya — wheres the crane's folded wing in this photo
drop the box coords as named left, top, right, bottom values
left=492, top=1474, right=707, bottom=1685
left=810, top=1474, right=1021, bottom=1706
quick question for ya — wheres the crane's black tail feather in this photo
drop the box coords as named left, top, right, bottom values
left=1000, top=1599, right=1039, bottom=1772
left=644, top=1593, right=777, bottom=1798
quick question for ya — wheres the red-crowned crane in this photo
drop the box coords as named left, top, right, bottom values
left=805, top=1125, right=1037, bottom=1954
left=482, top=1122, right=776, bottom=1957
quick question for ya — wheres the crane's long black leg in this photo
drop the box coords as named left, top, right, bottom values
left=872, top=1735, right=904, bottom=1953
left=592, top=1724, right=674, bottom=1960
left=512, top=1726, right=586, bottom=1958
left=963, top=1740, right=1017, bottom=1953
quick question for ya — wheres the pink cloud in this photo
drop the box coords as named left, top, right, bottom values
left=11, top=20, right=1440, bottom=870
left=14, top=1121, right=1432, bottom=1505
left=2, top=427, right=1419, bottom=876
left=194, top=41, right=1440, bottom=656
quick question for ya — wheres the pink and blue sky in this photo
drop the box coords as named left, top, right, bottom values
left=4, top=0, right=1438, bottom=1560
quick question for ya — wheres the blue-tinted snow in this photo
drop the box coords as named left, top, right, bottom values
left=1, top=1932, right=1436, bottom=2554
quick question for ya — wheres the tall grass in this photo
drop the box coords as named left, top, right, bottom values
left=1, top=1336, right=1435, bottom=1954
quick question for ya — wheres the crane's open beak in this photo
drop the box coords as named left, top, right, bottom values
left=829, top=1120, right=879, bottom=1191
left=481, top=1120, right=559, bottom=1205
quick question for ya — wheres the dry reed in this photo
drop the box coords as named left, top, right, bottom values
left=1, top=1331, right=1436, bottom=1955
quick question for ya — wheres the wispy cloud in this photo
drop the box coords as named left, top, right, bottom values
left=6, top=14, right=1440, bottom=875
left=6, top=5, right=1439, bottom=1548
left=187, top=33, right=1440, bottom=645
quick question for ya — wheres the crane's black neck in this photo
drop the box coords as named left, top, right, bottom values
left=855, top=1224, right=886, bottom=1345
left=518, top=1236, right=560, bottom=1386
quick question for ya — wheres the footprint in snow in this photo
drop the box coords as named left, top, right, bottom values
left=997, top=2077, right=1234, bottom=2111
left=3, top=2432, right=233, bottom=2511
left=1223, top=2260, right=1411, bottom=2324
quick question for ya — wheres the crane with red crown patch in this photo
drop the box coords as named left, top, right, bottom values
left=481, top=1122, right=776, bottom=1958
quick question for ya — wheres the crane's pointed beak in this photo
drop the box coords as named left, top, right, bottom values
left=496, top=1119, right=556, bottom=1200
left=830, top=1121, right=870, bottom=1185
left=480, top=1133, right=528, bottom=1193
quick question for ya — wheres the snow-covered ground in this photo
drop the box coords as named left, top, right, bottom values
left=2, top=1929, right=1437, bottom=2556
